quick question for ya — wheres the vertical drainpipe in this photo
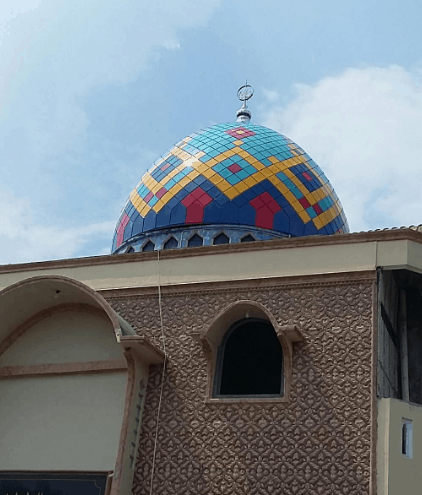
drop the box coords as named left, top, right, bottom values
left=376, top=266, right=382, bottom=397
left=400, top=289, right=409, bottom=402
left=373, top=266, right=381, bottom=495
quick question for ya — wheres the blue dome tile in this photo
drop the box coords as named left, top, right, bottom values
left=143, top=211, right=157, bottom=232
left=123, top=221, right=133, bottom=242
left=215, top=193, right=230, bottom=206
left=289, top=217, right=305, bottom=237
left=223, top=202, right=242, bottom=224
left=199, top=180, right=214, bottom=192
left=273, top=210, right=291, bottom=234
left=156, top=205, right=172, bottom=228
left=194, top=175, right=206, bottom=186
left=132, top=215, right=144, bottom=237
left=233, top=194, right=249, bottom=208
left=207, top=185, right=221, bottom=198
left=167, top=197, right=179, bottom=209
left=203, top=201, right=222, bottom=224
left=169, top=204, right=187, bottom=226
left=237, top=203, right=256, bottom=225
left=183, top=182, right=197, bottom=193
left=303, top=221, right=318, bottom=236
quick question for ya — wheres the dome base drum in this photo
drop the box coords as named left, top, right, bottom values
left=114, top=224, right=290, bottom=253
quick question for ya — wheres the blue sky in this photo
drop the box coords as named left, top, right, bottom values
left=1, top=0, right=421, bottom=263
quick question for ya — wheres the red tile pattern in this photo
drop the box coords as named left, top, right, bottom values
left=228, top=163, right=242, bottom=173
left=250, top=192, right=282, bottom=229
left=116, top=213, right=130, bottom=248
left=156, top=187, right=167, bottom=199
left=181, top=187, right=213, bottom=223
left=225, top=126, right=256, bottom=138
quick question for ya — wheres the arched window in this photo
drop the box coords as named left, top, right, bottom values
left=188, top=233, right=203, bottom=247
left=163, top=236, right=178, bottom=250
left=214, top=318, right=283, bottom=397
left=213, top=232, right=229, bottom=245
left=142, top=240, right=155, bottom=252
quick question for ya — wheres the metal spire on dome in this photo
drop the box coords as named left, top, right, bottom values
left=236, top=82, right=254, bottom=123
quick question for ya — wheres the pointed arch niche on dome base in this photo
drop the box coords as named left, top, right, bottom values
left=191, top=300, right=305, bottom=404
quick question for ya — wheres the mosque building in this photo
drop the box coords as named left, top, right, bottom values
left=0, top=86, right=422, bottom=495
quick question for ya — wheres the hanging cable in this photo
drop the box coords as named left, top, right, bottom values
left=149, top=248, right=167, bottom=495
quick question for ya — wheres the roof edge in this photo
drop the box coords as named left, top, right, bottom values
left=1, top=229, right=422, bottom=275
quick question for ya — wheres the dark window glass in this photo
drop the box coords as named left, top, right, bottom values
left=188, top=233, right=203, bottom=247
left=241, top=234, right=256, bottom=243
left=126, top=246, right=135, bottom=253
left=164, top=236, right=178, bottom=249
left=0, top=472, right=108, bottom=495
left=402, top=423, right=407, bottom=455
left=142, top=240, right=155, bottom=252
left=215, top=319, right=283, bottom=396
left=213, top=232, right=229, bottom=245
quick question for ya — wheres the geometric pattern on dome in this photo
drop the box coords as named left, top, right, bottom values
left=112, top=122, right=349, bottom=252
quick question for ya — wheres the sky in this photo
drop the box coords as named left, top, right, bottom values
left=1, top=0, right=421, bottom=264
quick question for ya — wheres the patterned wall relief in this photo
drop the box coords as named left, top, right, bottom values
left=108, top=281, right=373, bottom=495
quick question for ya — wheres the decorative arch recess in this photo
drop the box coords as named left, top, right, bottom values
left=0, top=275, right=163, bottom=495
left=191, top=300, right=304, bottom=403
left=0, top=275, right=125, bottom=354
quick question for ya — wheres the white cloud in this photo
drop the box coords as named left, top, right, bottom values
left=0, top=0, right=220, bottom=162
left=262, top=88, right=279, bottom=103
left=262, top=66, right=422, bottom=231
left=0, top=0, right=220, bottom=263
left=0, top=189, right=114, bottom=264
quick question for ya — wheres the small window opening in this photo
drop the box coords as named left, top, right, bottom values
left=142, top=240, right=155, bottom=252
left=214, top=318, right=283, bottom=397
left=241, top=234, right=256, bottom=243
left=213, top=232, right=230, bottom=245
left=126, top=246, right=135, bottom=253
left=402, top=419, right=413, bottom=458
left=163, top=236, right=178, bottom=250
left=188, top=233, right=203, bottom=247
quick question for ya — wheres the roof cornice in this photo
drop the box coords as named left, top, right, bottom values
left=1, top=229, right=422, bottom=275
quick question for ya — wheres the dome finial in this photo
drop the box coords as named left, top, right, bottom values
left=236, top=82, right=254, bottom=123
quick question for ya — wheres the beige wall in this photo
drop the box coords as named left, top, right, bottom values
left=2, top=237, right=422, bottom=292
left=0, top=308, right=130, bottom=474
left=378, top=398, right=422, bottom=495
left=0, top=371, right=127, bottom=471
left=0, top=311, right=122, bottom=366
left=0, top=237, right=421, bottom=292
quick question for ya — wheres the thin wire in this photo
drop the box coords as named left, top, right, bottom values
left=149, top=248, right=167, bottom=495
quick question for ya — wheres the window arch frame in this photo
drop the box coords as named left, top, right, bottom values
left=191, top=300, right=304, bottom=403
left=213, top=317, right=284, bottom=398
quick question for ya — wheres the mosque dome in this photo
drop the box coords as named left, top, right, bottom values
left=112, top=90, right=349, bottom=253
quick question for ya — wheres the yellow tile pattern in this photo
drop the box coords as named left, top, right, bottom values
left=129, top=143, right=337, bottom=229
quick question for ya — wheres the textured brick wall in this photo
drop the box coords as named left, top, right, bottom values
left=108, top=279, right=373, bottom=495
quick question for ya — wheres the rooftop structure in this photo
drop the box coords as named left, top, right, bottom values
left=113, top=86, right=348, bottom=254
left=0, top=87, right=419, bottom=495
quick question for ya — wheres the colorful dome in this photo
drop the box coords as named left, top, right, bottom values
left=112, top=122, right=349, bottom=253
